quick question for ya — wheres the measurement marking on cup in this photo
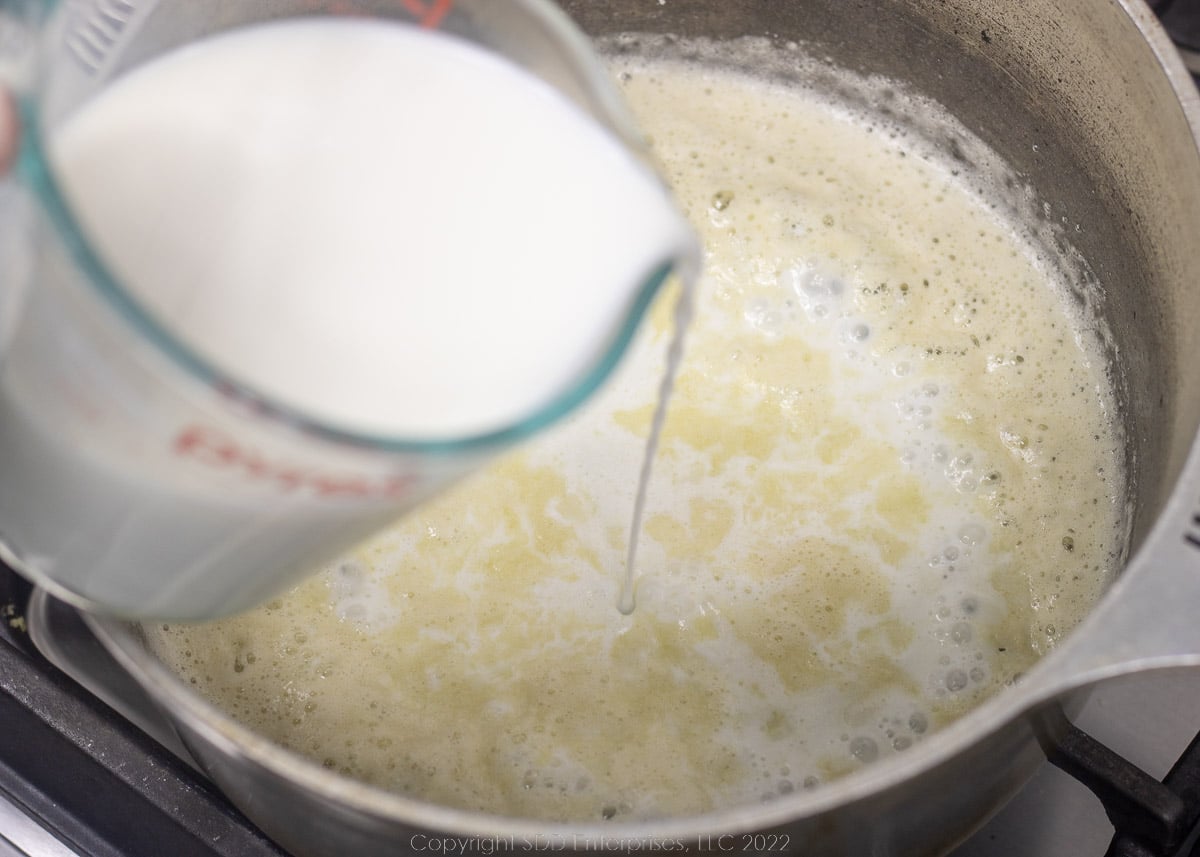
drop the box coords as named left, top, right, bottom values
left=173, top=425, right=419, bottom=500
left=64, top=0, right=135, bottom=75
left=400, top=0, right=454, bottom=29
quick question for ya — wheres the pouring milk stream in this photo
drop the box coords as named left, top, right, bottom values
left=0, top=12, right=697, bottom=619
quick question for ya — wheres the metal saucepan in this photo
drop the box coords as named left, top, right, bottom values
left=37, top=1, right=1200, bottom=855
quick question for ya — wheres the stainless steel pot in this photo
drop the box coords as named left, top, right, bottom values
left=56, top=1, right=1200, bottom=855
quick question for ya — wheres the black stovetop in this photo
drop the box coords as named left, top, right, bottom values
left=0, top=569, right=285, bottom=857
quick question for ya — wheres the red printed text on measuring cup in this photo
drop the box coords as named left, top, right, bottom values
left=172, top=425, right=419, bottom=500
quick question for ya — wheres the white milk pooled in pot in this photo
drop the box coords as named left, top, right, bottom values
left=146, top=54, right=1127, bottom=822
left=50, top=18, right=692, bottom=438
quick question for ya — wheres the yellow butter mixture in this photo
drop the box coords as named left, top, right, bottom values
left=146, top=54, right=1126, bottom=823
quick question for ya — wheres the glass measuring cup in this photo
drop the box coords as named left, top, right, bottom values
left=0, top=0, right=692, bottom=620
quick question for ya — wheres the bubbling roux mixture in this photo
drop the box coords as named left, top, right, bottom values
left=147, top=51, right=1126, bottom=822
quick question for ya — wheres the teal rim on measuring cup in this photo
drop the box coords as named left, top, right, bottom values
left=12, top=0, right=687, bottom=456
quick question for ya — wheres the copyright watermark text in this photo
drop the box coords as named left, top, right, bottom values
left=409, top=833, right=792, bottom=853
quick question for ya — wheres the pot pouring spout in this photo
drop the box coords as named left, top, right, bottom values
left=1015, top=430, right=1200, bottom=710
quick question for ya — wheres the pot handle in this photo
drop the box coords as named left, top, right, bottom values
left=1018, top=434, right=1200, bottom=707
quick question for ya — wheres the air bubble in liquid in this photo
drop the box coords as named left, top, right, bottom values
left=785, top=264, right=845, bottom=318
left=849, top=736, right=879, bottom=763
left=745, top=299, right=782, bottom=333
left=946, top=670, right=968, bottom=692
left=846, top=322, right=871, bottom=342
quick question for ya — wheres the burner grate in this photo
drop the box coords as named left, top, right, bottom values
left=1045, top=709, right=1200, bottom=857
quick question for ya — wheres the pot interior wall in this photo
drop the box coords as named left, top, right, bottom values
left=559, top=0, right=1200, bottom=557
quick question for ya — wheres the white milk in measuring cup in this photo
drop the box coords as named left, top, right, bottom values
left=0, top=9, right=694, bottom=619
